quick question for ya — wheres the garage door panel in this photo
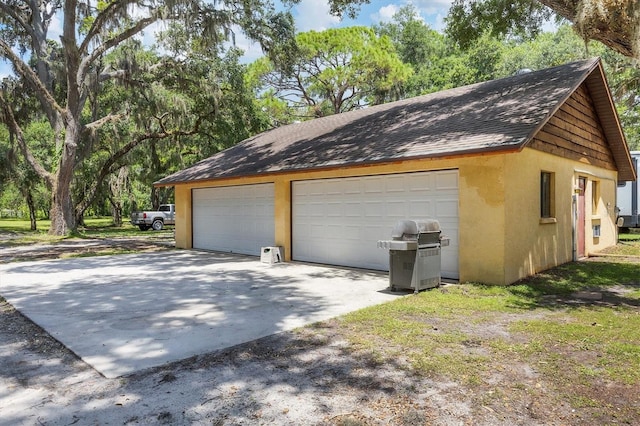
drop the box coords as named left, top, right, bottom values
left=408, top=176, right=432, bottom=191
left=326, top=202, right=343, bottom=216
left=292, top=171, right=459, bottom=279
left=345, top=202, right=362, bottom=217
left=407, top=200, right=433, bottom=217
left=385, top=176, right=407, bottom=192
left=192, top=184, right=274, bottom=256
left=436, top=199, right=458, bottom=217
left=342, top=225, right=361, bottom=240
left=363, top=178, right=384, bottom=193
left=385, top=200, right=408, bottom=212
left=436, top=172, right=458, bottom=189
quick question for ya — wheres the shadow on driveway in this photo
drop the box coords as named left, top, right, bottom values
left=0, top=251, right=397, bottom=378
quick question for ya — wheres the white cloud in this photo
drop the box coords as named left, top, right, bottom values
left=432, top=12, right=446, bottom=31
left=231, top=31, right=265, bottom=64
left=412, top=0, right=455, bottom=16
left=293, top=0, right=341, bottom=31
left=48, top=12, right=63, bottom=41
left=369, top=1, right=450, bottom=29
left=133, top=21, right=164, bottom=49
left=372, top=4, right=400, bottom=23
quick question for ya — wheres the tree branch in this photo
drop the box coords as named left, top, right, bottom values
left=0, top=91, right=54, bottom=187
left=84, top=112, right=126, bottom=132
left=536, top=0, right=634, bottom=58
left=78, top=15, right=158, bottom=87
left=79, top=0, right=141, bottom=55
left=0, top=40, right=66, bottom=118
left=0, top=3, right=37, bottom=40
left=75, top=117, right=203, bottom=218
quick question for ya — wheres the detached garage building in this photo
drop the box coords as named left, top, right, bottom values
left=156, top=58, right=636, bottom=285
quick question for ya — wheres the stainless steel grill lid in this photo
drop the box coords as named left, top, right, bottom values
left=391, top=219, right=441, bottom=241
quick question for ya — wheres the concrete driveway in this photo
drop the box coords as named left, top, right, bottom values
left=0, top=251, right=398, bottom=378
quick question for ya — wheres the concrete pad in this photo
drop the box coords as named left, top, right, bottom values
left=0, top=251, right=398, bottom=378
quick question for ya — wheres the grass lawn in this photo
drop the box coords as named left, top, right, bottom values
left=0, top=217, right=173, bottom=259
left=0, top=217, right=172, bottom=242
left=329, top=239, right=640, bottom=424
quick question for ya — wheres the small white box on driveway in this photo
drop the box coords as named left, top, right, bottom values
left=260, top=246, right=283, bottom=264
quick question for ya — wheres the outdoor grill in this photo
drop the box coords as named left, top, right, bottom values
left=377, top=219, right=448, bottom=292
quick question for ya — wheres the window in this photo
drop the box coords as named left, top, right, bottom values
left=593, top=224, right=601, bottom=238
left=540, top=171, right=555, bottom=218
left=592, top=180, right=599, bottom=213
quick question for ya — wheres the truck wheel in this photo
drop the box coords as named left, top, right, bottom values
left=139, top=225, right=150, bottom=231
left=152, top=219, right=164, bottom=231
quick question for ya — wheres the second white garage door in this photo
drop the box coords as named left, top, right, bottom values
left=192, top=184, right=275, bottom=256
left=292, top=170, right=459, bottom=279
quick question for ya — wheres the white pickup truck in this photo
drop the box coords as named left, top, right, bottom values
left=130, top=204, right=176, bottom=231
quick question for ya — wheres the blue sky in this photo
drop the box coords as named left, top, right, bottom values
left=0, top=0, right=453, bottom=78
left=237, top=0, right=452, bottom=62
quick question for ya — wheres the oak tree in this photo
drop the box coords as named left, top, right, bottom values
left=0, top=0, right=356, bottom=235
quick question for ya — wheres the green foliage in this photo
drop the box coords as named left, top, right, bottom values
left=375, top=6, right=467, bottom=97
left=3, top=2, right=640, bottom=222
left=0, top=125, right=10, bottom=184
left=249, top=26, right=412, bottom=119
left=2, top=0, right=334, bottom=234
left=376, top=9, right=589, bottom=99
left=375, top=5, right=446, bottom=68
left=68, top=38, right=268, bottom=216
left=496, top=25, right=590, bottom=74
left=0, top=119, right=51, bottom=224
left=598, top=48, right=640, bottom=151
left=445, top=0, right=640, bottom=61
left=445, top=0, right=553, bottom=50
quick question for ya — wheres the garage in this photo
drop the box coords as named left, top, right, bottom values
left=292, top=170, right=459, bottom=279
left=192, top=184, right=275, bottom=256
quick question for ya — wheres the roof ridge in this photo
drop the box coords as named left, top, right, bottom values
left=241, top=58, right=601, bottom=141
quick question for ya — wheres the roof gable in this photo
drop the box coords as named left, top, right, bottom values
left=157, top=58, right=635, bottom=185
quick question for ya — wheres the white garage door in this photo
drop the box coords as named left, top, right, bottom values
left=292, top=170, right=459, bottom=279
left=192, top=184, right=275, bottom=256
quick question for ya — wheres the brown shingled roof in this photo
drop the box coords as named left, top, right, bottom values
left=156, top=58, right=636, bottom=185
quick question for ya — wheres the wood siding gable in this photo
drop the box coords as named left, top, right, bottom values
left=530, top=84, right=617, bottom=170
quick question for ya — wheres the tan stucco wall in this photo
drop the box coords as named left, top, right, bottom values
left=170, top=149, right=618, bottom=286
left=503, top=148, right=618, bottom=285
left=172, top=154, right=510, bottom=284
left=174, top=184, right=192, bottom=249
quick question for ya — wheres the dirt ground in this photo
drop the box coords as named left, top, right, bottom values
left=0, top=235, right=638, bottom=425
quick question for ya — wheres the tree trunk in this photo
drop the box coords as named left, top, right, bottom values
left=49, top=188, right=76, bottom=235
left=49, top=123, right=79, bottom=235
left=109, top=196, right=123, bottom=227
left=151, top=188, right=160, bottom=210
left=26, top=191, right=37, bottom=231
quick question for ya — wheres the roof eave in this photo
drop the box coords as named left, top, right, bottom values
left=153, top=145, right=523, bottom=187
left=585, top=61, right=637, bottom=182
left=517, top=58, right=636, bottom=182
